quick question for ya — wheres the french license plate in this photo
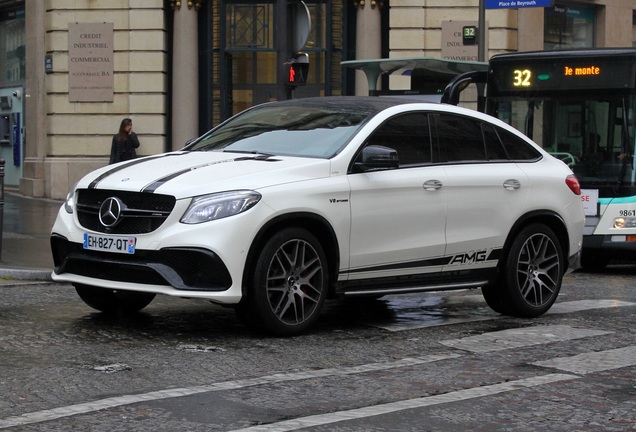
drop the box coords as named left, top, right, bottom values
left=83, top=233, right=136, bottom=254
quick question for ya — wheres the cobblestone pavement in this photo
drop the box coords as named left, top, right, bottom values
left=0, top=266, right=635, bottom=431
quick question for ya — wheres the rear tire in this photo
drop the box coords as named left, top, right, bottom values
left=74, top=284, right=155, bottom=314
left=488, top=224, right=564, bottom=317
left=480, top=284, right=510, bottom=314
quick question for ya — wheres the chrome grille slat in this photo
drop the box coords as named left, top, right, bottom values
left=76, top=189, right=176, bottom=234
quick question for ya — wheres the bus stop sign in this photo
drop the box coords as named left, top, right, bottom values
left=485, top=0, right=552, bottom=8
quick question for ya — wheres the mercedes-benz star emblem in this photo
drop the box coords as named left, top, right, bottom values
left=99, top=197, right=125, bottom=227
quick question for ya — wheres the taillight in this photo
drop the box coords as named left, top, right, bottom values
left=566, top=175, right=581, bottom=195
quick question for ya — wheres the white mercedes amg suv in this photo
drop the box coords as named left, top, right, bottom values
left=51, top=97, right=584, bottom=335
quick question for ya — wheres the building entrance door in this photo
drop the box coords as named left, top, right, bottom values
left=220, top=0, right=332, bottom=120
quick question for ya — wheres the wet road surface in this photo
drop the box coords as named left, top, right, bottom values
left=0, top=266, right=635, bottom=431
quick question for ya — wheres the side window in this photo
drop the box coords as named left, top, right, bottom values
left=365, top=112, right=432, bottom=166
left=496, top=126, right=542, bottom=161
left=435, top=114, right=486, bottom=162
left=483, top=123, right=508, bottom=160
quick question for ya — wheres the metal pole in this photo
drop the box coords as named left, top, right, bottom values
left=477, top=0, right=486, bottom=112
left=0, top=159, right=5, bottom=261
left=478, top=0, right=486, bottom=62
left=277, top=0, right=293, bottom=100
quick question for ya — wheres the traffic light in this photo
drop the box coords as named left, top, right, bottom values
left=462, top=26, right=477, bottom=46
left=285, top=53, right=309, bottom=87
left=287, top=63, right=309, bottom=86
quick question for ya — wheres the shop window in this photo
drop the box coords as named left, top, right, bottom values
left=212, top=0, right=342, bottom=124
left=0, top=7, right=25, bottom=85
left=226, top=1, right=274, bottom=49
left=544, top=4, right=595, bottom=50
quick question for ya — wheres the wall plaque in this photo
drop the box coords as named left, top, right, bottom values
left=68, top=22, right=114, bottom=102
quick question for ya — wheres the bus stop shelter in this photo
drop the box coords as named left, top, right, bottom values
left=341, top=57, right=487, bottom=98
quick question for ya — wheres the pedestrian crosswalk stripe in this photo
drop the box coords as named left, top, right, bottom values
left=227, top=373, right=580, bottom=432
left=533, top=345, right=636, bottom=374
left=439, top=325, right=611, bottom=353
left=0, top=353, right=459, bottom=429
left=548, top=299, right=636, bottom=314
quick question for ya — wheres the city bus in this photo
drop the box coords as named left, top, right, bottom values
left=443, top=48, right=636, bottom=270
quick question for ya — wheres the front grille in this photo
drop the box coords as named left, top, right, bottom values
left=76, top=189, right=176, bottom=234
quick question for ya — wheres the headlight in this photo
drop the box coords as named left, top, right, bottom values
left=181, top=190, right=261, bottom=224
left=64, top=187, right=77, bottom=214
left=613, top=217, right=636, bottom=228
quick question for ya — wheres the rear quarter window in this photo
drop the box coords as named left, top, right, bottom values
left=496, top=127, right=542, bottom=161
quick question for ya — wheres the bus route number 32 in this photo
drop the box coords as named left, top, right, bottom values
left=513, top=69, right=532, bottom=87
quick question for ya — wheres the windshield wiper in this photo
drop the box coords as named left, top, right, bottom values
left=223, top=149, right=276, bottom=160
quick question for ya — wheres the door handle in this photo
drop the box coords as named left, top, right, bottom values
left=503, top=179, right=521, bottom=190
left=423, top=179, right=443, bottom=191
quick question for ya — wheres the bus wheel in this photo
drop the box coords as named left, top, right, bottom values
left=493, top=224, right=563, bottom=317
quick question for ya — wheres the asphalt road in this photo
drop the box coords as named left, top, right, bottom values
left=1, top=266, right=635, bottom=431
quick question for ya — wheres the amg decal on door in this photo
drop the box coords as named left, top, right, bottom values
left=448, top=249, right=491, bottom=265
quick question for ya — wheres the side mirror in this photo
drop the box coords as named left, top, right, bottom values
left=353, top=145, right=399, bottom=172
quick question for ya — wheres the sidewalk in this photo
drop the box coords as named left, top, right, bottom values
left=0, top=191, right=62, bottom=281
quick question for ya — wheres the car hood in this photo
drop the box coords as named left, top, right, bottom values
left=77, top=151, right=333, bottom=199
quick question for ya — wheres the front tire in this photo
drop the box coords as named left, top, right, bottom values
left=74, top=284, right=155, bottom=314
left=239, top=227, right=328, bottom=336
left=488, top=224, right=564, bottom=317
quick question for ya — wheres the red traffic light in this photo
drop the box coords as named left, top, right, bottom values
left=286, top=62, right=309, bottom=86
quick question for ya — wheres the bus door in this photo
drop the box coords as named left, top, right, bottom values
left=559, top=98, right=635, bottom=191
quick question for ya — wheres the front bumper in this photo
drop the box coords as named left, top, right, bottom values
left=51, top=234, right=232, bottom=291
left=582, top=233, right=636, bottom=258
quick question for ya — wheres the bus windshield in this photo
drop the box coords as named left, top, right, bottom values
left=491, top=95, right=636, bottom=197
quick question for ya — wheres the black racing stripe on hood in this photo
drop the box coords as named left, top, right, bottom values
left=88, top=154, right=179, bottom=189
left=141, top=155, right=267, bottom=193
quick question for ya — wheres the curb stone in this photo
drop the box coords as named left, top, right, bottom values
left=0, top=268, right=53, bottom=282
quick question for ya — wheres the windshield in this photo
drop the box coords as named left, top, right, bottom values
left=186, top=104, right=370, bottom=158
left=491, top=96, right=636, bottom=197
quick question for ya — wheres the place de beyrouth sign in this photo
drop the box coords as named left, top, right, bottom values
left=485, top=0, right=553, bottom=8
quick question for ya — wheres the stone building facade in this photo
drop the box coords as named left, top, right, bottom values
left=0, top=0, right=634, bottom=199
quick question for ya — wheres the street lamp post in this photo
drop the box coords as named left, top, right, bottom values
left=478, top=0, right=485, bottom=62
